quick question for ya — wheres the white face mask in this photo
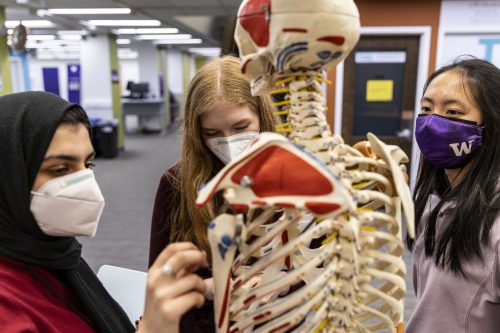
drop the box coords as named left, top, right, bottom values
left=206, top=131, right=259, bottom=164
left=30, top=169, right=105, bottom=237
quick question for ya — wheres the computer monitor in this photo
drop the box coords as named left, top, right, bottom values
left=126, top=81, right=134, bottom=91
left=130, top=82, right=149, bottom=99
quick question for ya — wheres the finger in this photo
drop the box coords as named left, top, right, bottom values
left=160, top=291, right=206, bottom=322
left=260, top=291, right=279, bottom=305
left=278, top=284, right=291, bottom=296
left=176, top=251, right=208, bottom=276
left=162, top=250, right=208, bottom=278
left=203, top=278, right=214, bottom=301
left=242, top=275, right=262, bottom=289
left=151, top=242, right=199, bottom=270
left=176, top=260, right=209, bottom=278
left=154, top=274, right=206, bottom=302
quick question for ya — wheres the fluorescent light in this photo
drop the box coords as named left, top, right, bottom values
left=37, top=53, right=80, bottom=60
left=28, top=35, right=56, bottom=41
left=115, top=28, right=179, bottom=34
left=27, top=42, right=80, bottom=50
left=60, top=35, right=82, bottom=41
left=30, top=46, right=81, bottom=51
left=118, top=48, right=138, bottom=60
left=117, top=38, right=131, bottom=45
left=37, top=49, right=80, bottom=54
left=153, top=39, right=203, bottom=45
left=58, top=30, right=88, bottom=36
left=48, top=8, right=131, bottom=15
left=189, top=47, right=221, bottom=52
left=27, top=39, right=80, bottom=46
left=5, top=20, right=20, bottom=28
left=7, top=29, right=13, bottom=34
left=119, top=54, right=138, bottom=60
left=5, top=20, right=55, bottom=28
left=137, top=34, right=191, bottom=40
left=87, top=20, right=161, bottom=26
left=36, top=9, right=50, bottom=17
left=5, top=20, right=19, bottom=28
left=188, top=48, right=221, bottom=57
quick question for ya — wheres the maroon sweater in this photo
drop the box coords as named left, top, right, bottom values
left=0, top=256, right=96, bottom=333
left=149, top=167, right=215, bottom=333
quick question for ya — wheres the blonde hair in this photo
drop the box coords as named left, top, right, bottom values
left=169, top=55, right=277, bottom=256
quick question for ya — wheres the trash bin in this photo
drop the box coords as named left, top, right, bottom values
left=90, top=118, right=119, bottom=158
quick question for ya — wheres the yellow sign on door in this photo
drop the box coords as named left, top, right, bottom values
left=366, top=80, right=394, bottom=102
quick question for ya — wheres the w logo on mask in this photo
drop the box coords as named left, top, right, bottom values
left=449, top=140, right=474, bottom=157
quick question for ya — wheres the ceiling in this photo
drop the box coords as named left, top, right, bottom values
left=0, top=0, right=242, bottom=48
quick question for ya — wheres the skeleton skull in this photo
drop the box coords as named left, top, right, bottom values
left=235, top=0, right=360, bottom=95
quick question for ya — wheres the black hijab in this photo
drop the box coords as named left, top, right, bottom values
left=0, top=91, right=134, bottom=333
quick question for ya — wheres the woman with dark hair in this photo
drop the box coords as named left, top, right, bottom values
left=0, top=91, right=207, bottom=333
left=407, top=58, right=500, bottom=332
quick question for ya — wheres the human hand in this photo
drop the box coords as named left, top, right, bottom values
left=203, top=277, right=215, bottom=301
left=137, top=242, right=208, bottom=333
left=205, top=272, right=291, bottom=306
left=241, top=271, right=290, bottom=305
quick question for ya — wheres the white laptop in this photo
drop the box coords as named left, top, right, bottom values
left=97, top=265, right=147, bottom=323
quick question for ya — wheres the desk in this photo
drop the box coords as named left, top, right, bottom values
left=122, top=98, right=166, bottom=134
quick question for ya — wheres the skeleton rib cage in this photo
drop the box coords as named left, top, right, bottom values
left=197, top=72, right=415, bottom=333
left=195, top=2, right=415, bottom=333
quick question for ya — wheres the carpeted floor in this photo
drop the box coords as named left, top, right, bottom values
left=79, top=129, right=182, bottom=272
left=80, top=130, right=417, bottom=323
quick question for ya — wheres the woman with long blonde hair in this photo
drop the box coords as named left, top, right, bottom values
left=149, top=55, right=277, bottom=333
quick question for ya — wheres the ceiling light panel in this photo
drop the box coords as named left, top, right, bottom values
left=188, top=47, right=221, bottom=57
left=153, top=38, right=202, bottom=45
left=26, top=40, right=80, bottom=47
left=5, top=20, right=55, bottom=28
left=116, top=38, right=131, bottom=45
left=87, top=20, right=161, bottom=26
left=115, top=28, right=179, bottom=34
left=58, top=30, right=88, bottom=36
left=27, top=35, right=56, bottom=41
left=59, top=35, right=82, bottom=41
left=28, top=44, right=81, bottom=51
left=136, top=34, right=191, bottom=40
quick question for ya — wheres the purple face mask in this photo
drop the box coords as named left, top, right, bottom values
left=415, top=114, right=483, bottom=169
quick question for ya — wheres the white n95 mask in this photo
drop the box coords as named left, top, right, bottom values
left=206, top=131, right=259, bottom=164
left=30, top=169, right=105, bottom=237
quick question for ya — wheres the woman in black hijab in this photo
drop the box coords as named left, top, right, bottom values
left=0, top=91, right=207, bottom=333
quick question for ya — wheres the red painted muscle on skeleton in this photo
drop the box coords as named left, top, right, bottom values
left=235, top=0, right=360, bottom=95
left=239, top=0, right=271, bottom=47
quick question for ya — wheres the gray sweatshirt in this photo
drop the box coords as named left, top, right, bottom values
left=407, top=193, right=500, bottom=333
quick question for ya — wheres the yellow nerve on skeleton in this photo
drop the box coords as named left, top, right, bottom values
left=197, top=1, right=415, bottom=332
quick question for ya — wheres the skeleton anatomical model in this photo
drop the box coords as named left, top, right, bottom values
left=196, top=1, right=415, bottom=332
